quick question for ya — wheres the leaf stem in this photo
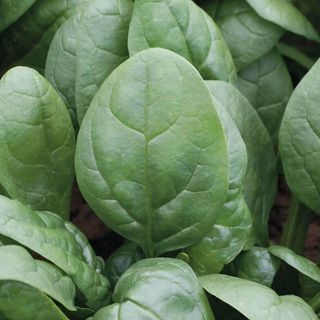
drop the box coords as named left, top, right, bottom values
left=309, top=292, right=320, bottom=314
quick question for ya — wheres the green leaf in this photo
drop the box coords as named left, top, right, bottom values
left=105, top=242, right=144, bottom=288
left=93, top=258, right=214, bottom=320
left=200, top=274, right=319, bottom=320
left=0, top=245, right=75, bottom=312
left=0, top=67, right=75, bottom=219
left=300, top=273, right=320, bottom=302
left=269, top=245, right=320, bottom=284
left=236, top=48, right=293, bottom=143
left=0, top=0, right=35, bottom=33
left=214, top=0, right=284, bottom=70
left=204, top=81, right=277, bottom=246
left=246, top=0, right=320, bottom=42
left=185, top=84, right=251, bottom=275
left=45, top=14, right=80, bottom=126
left=75, top=0, right=133, bottom=124
left=128, top=0, right=237, bottom=82
left=279, top=59, right=320, bottom=214
left=231, top=246, right=280, bottom=287
left=0, top=0, right=89, bottom=72
left=0, top=196, right=111, bottom=310
left=75, top=48, right=228, bottom=257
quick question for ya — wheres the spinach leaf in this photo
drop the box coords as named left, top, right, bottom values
left=45, top=14, right=80, bottom=126
left=128, top=0, right=237, bottom=82
left=0, top=0, right=35, bottom=33
left=185, top=87, right=251, bottom=275
left=93, top=258, right=214, bottom=320
left=269, top=245, right=320, bottom=284
left=201, top=274, right=319, bottom=319
left=279, top=59, right=320, bottom=214
left=0, top=282, right=69, bottom=320
left=300, top=273, right=320, bottom=302
left=0, top=196, right=111, bottom=310
left=0, top=67, right=75, bottom=219
left=236, top=48, right=293, bottom=143
left=105, top=242, right=144, bottom=288
left=75, top=48, right=228, bottom=257
left=205, top=81, right=277, bottom=246
left=0, top=0, right=89, bottom=72
left=0, top=245, right=75, bottom=312
left=230, top=246, right=280, bottom=287
left=75, top=0, right=133, bottom=124
left=213, top=0, right=284, bottom=70
left=246, top=0, right=320, bottom=42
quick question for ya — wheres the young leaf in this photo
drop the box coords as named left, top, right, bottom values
left=213, top=0, right=284, bottom=70
left=279, top=59, right=320, bottom=214
left=185, top=89, right=251, bottom=275
left=45, top=14, right=80, bottom=126
left=0, top=245, right=75, bottom=312
left=0, top=0, right=89, bottom=72
left=201, top=274, right=319, bottom=320
left=269, top=245, right=320, bottom=284
left=246, top=0, right=320, bottom=42
left=236, top=48, right=293, bottom=143
left=93, top=258, right=214, bottom=320
left=0, top=67, right=75, bottom=219
left=206, top=81, right=277, bottom=246
left=0, top=282, right=69, bottom=320
left=230, top=246, right=280, bottom=287
left=105, top=242, right=144, bottom=288
left=75, top=48, right=228, bottom=257
left=0, top=0, right=35, bottom=33
left=0, top=196, right=111, bottom=310
left=128, top=0, right=237, bottom=82
left=75, top=0, right=133, bottom=124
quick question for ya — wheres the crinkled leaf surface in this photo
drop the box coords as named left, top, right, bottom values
left=236, top=48, right=293, bottom=143
left=45, top=14, right=80, bottom=126
left=279, top=59, right=320, bottom=214
left=0, top=281, right=69, bottom=320
left=214, top=0, right=284, bottom=70
left=185, top=86, right=251, bottom=275
left=0, top=196, right=111, bottom=310
left=0, top=245, right=75, bottom=312
left=269, top=245, right=320, bottom=284
left=206, top=81, right=277, bottom=246
left=0, top=67, right=75, bottom=219
left=75, top=0, right=133, bottom=124
left=75, top=48, right=228, bottom=257
left=93, top=258, right=215, bottom=320
left=200, top=274, right=318, bottom=320
left=0, top=0, right=89, bottom=71
left=231, top=246, right=280, bottom=287
left=128, top=0, right=237, bottom=82
left=246, top=0, right=320, bottom=42
left=0, top=0, right=35, bottom=33
left=105, top=242, right=144, bottom=288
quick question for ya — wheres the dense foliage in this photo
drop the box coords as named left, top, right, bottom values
left=0, top=0, right=319, bottom=319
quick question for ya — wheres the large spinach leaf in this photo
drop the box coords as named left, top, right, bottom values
left=206, top=81, right=277, bottom=246
left=0, top=0, right=88, bottom=72
left=279, top=59, right=320, bottom=214
left=0, top=196, right=110, bottom=310
left=213, top=0, right=284, bottom=70
left=201, top=274, right=318, bottom=319
left=0, top=67, right=75, bottom=219
left=0, top=0, right=35, bottom=33
left=128, top=0, right=237, bottom=82
left=0, top=245, right=75, bottom=313
left=246, top=0, right=320, bottom=42
left=185, top=88, right=251, bottom=274
left=75, top=0, right=133, bottom=124
left=75, top=48, right=228, bottom=257
left=93, top=258, right=214, bottom=320
left=236, top=48, right=293, bottom=143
